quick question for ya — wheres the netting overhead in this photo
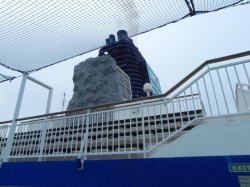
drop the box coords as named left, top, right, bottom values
left=0, top=73, right=16, bottom=83
left=0, top=0, right=243, bottom=73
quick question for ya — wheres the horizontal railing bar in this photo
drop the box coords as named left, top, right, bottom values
left=9, top=150, right=145, bottom=158
left=27, top=75, right=53, bottom=90
left=15, top=106, right=200, bottom=127
left=0, top=120, right=12, bottom=125
left=208, top=58, right=250, bottom=70
left=91, top=97, right=200, bottom=115
left=114, top=94, right=199, bottom=108
left=206, top=50, right=250, bottom=64
left=14, top=94, right=200, bottom=123
left=1, top=50, right=249, bottom=124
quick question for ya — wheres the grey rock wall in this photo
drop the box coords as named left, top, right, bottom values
left=67, top=55, right=123, bottom=111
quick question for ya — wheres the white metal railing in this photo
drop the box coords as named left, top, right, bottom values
left=144, top=58, right=250, bottom=151
left=0, top=126, right=10, bottom=160
left=0, top=58, right=250, bottom=161
left=1, top=96, right=201, bottom=160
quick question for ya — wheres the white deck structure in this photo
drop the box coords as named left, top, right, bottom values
left=0, top=53, right=250, bottom=164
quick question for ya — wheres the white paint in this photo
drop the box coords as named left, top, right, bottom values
left=236, top=85, right=250, bottom=112
left=150, top=115, right=250, bottom=158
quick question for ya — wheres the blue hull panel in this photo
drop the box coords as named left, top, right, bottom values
left=0, top=155, right=250, bottom=187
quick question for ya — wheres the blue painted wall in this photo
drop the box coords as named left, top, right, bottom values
left=146, top=62, right=162, bottom=95
left=99, top=40, right=162, bottom=98
left=0, top=155, right=249, bottom=187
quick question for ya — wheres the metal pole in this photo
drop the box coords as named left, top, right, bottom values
left=46, top=89, right=53, bottom=114
left=38, top=89, right=53, bottom=161
left=62, top=93, right=65, bottom=112
left=38, top=119, right=48, bottom=161
left=27, top=75, right=53, bottom=114
left=234, top=66, right=249, bottom=112
left=225, top=67, right=238, bottom=110
left=84, top=109, right=90, bottom=160
left=140, top=101, right=146, bottom=158
left=3, top=74, right=28, bottom=162
left=27, top=75, right=52, bottom=89
left=216, top=69, right=229, bottom=114
left=39, top=78, right=53, bottom=161
left=208, top=67, right=220, bottom=116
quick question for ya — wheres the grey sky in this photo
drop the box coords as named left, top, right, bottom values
left=0, top=4, right=250, bottom=123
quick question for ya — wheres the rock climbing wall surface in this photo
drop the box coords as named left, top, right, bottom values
left=67, top=55, right=124, bottom=111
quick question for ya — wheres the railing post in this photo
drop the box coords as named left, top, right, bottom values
left=163, top=97, right=171, bottom=137
left=200, top=101, right=206, bottom=117
left=207, top=65, right=220, bottom=116
left=38, top=88, right=53, bottom=161
left=196, top=82, right=205, bottom=116
left=78, top=133, right=87, bottom=159
left=140, top=101, right=146, bottom=158
left=3, top=74, right=28, bottom=162
left=84, top=109, right=90, bottom=160
left=46, top=89, right=53, bottom=114
left=38, top=118, right=48, bottom=161
left=76, top=133, right=87, bottom=170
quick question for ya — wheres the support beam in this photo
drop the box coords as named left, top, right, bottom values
left=2, top=74, right=53, bottom=163
left=3, top=74, right=28, bottom=162
left=27, top=76, right=52, bottom=89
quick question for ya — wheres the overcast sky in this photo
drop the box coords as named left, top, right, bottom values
left=0, top=4, right=250, bottom=123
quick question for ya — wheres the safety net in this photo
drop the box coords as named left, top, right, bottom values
left=0, top=0, right=245, bottom=74
left=0, top=73, right=16, bottom=83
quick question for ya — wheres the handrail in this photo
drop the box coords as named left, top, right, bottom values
left=164, top=50, right=250, bottom=97
left=2, top=94, right=199, bottom=124
left=0, top=50, right=249, bottom=125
